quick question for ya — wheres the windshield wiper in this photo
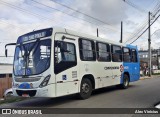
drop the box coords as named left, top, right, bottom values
left=18, top=38, right=40, bottom=77
left=28, top=38, right=40, bottom=56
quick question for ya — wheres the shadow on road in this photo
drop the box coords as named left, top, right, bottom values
left=92, top=84, right=137, bottom=96
left=11, top=95, right=76, bottom=108
left=5, top=84, right=137, bottom=108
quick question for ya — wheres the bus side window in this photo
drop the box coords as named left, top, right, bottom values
left=131, top=49, right=137, bottom=62
left=54, top=41, right=77, bottom=74
left=55, top=41, right=76, bottom=63
left=111, top=45, right=122, bottom=62
left=79, top=38, right=96, bottom=61
left=96, top=42, right=110, bottom=62
left=123, top=47, right=131, bottom=62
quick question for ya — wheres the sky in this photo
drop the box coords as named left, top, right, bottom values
left=0, top=0, right=160, bottom=63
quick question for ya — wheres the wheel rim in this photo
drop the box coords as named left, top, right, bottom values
left=124, top=78, right=128, bottom=86
left=82, top=83, right=90, bottom=94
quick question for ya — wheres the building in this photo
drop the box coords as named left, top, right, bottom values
left=0, top=64, right=12, bottom=78
left=139, top=49, right=160, bottom=70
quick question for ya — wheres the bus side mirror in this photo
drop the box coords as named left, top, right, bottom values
left=5, top=43, right=16, bottom=57
left=5, top=49, right=8, bottom=57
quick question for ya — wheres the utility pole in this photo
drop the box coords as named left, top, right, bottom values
left=120, top=21, right=123, bottom=43
left=97, top=28, right=99, bottom=37
left=148, top=11, right=151, bottom=77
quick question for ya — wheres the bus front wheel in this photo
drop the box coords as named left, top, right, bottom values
left=78, top=78, right=92, bottom=99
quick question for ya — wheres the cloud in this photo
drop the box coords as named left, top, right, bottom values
left=68, top=0, right=128, bottom=26
left=0, top=0, right=160, bottom=63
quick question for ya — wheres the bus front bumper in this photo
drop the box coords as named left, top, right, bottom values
left=12, top=84, right=56, bottom=97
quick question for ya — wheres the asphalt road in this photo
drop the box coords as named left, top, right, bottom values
left=1, top=77, right=160, bottom=117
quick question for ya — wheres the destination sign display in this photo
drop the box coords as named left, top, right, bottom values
left=17, top=28, right=53, bottom=44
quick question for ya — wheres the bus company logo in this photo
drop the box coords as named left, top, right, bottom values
left=2, top=109, right=42, bottom=114
left=2, top=109, right=11, bottom=114
left=120, top=65, right=124, bottom=72
left=104, top=66, right=119, bottom=70
left=23, top=84, right=28, bottom=89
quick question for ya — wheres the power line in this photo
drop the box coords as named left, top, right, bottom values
left=51, top=0, right=148, bottom=40
left=129, top=28, right=160, bottom=41
left=0, top=0, right=74, bottom=29
left=123, top=0, right=147, bottom=13
left=0, top=0, right=121, bottom=42
left=123, top=0, right=159, bottom=43
left=31, top=0, right=119, bottom=32
left=130, top=13, right=160, bottom=44
left=0, top=20, right=25, bottom=30
left=125, top=5, right=159, bottom=43
left=125, top=22, right=148, bottom=43
left=125, top=1, right=160, bottom=43
left=152, top=1, right=160, bottom=14
left=0, top=0, right=120, bottom=33
left=0, top=1, right=82, bottom=31
left=51, top=0, right=113, bottom=26
left=0, top=1, right=49, bottom=20
left=29, top=1, right=121, bottom=35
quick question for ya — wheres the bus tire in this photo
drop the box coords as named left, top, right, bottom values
left=78, top=78, right=92, bottom=99
left=120, top=74, right=129, bottom=89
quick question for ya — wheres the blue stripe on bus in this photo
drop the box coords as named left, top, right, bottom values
left=121, top=44, right=140, bottom=84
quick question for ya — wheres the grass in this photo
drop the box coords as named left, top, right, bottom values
left=152, top=73, right=160, bottom=75
left=0, top=96, right=26, bottom=105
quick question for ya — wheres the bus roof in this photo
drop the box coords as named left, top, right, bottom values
left=18, top=27, right=136, bottom=48
left=53, top=27, right=125, bottom=46
left=53, top=27, right=136, bottom=48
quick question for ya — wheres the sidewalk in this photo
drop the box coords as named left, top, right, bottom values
left=140, top=75, right=160, bottom=80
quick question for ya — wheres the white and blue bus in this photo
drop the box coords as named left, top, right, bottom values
left=5, top=27, right=140, bottom=99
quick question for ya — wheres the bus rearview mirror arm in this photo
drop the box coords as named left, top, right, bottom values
left=5, top=49, right=8, bottom=57
left=5, top=43, right=16, bottom=57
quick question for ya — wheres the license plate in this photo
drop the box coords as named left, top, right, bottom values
left=22, top=94, right=29, bottom=97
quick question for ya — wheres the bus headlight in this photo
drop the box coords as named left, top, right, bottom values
left=39, top=75, right=51, bottom=88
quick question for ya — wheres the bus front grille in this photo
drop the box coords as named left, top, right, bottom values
left=16, top=90, right=37, bottom=97
left=15, top=78, right=41, bottom=82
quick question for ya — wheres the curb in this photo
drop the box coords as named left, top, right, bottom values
left=140, top=75, right=160, bottom=80
left=140, top=77, right=151, bottom=80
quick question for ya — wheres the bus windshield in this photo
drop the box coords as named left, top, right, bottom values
left=14, top=39, right=51, bottom=76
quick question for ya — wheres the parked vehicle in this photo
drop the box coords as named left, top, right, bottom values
left=3, top=88, right=13, bottom=99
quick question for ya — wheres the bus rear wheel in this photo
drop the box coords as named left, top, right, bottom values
left=120, top=74, right=129, bottom=89
left=78, top=78, right=92, bottom=99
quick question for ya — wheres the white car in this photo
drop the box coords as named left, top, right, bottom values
left=3, top=88, right=13, bottom=99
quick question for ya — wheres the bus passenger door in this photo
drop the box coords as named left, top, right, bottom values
left=54, top=34, right=79, bottom=97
